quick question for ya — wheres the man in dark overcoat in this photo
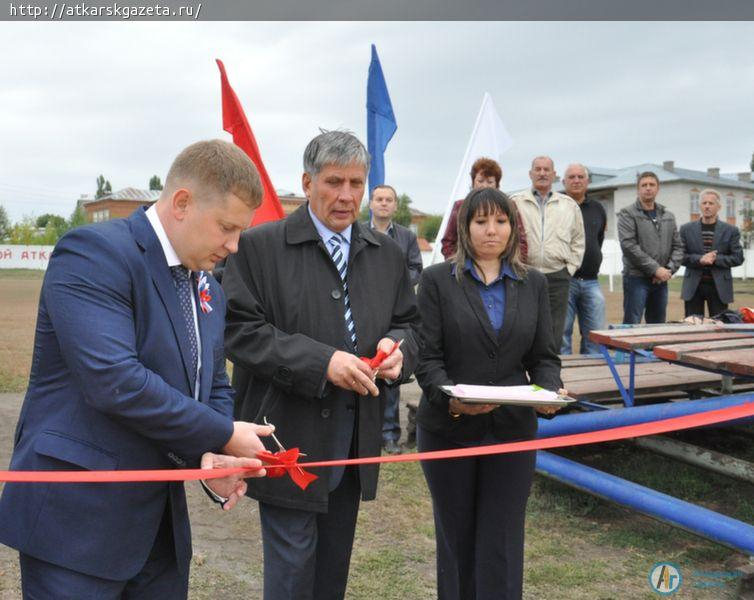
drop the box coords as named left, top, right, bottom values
left=223, top=130, right=421, bottom=600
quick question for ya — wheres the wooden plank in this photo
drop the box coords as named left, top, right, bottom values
left=559, top=358, right=606, bottom=368
left=599, top=332, right=751, bottom=351
left=655, top=338, right=754, bottom=361
left=560, top=362, right=691, bottom=383
left=673, top=348, right=754, bottom=378
left=589, top=324, right=754, bottom=346
left=564, top=372, right=722, bottom=400
left=589, top=325, right=717, bottom=345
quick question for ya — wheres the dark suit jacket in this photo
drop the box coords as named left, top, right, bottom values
left=223, top=204, right=421, bottom=512
left=680, top=219, right=744, bottom=304
left=415, top=262, right=561, bottom=443
left=0, top=208, right=234, bottom=580
left=367, top=221, right=423, bottom=286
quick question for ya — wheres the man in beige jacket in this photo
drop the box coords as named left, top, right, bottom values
left=512, top=156, right=585, bottom=349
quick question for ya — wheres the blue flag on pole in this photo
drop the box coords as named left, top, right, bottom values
left=367, top=44, right=397, bottom=193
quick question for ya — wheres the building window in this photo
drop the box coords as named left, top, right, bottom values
left=689, top=190, right=700, bottom=221
left=727, top=196, right=736, bottom=225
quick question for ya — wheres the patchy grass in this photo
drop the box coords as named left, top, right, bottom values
left=0, top=273, right=42, bottom=392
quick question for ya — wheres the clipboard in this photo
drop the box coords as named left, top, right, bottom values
left=440, top=384, right=576, bottom=407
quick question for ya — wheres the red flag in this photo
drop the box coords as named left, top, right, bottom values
left=216, top=59, right=285, bottom=226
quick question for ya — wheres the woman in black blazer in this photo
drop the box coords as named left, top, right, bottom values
left=416, top=188, right=562, bottom=600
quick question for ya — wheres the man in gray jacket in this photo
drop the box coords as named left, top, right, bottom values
left=618, top=171, right=683, bottom=324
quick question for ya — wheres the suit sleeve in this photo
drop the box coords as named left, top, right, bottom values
left=414, top=270, right=453, bottom=409
left=406, top=230, right=423, bottom=287
left=618, top=209, right=660, bottom=277
left=223, top=234, right=336, bottom=399
left=381, top=254, right=422, bottom=387
left=714, top=226, right=744, bottom=268
left=43, top=228, right=233, bottom=461
left=522, top=274, right=562, bottom=391
left=681, top=225, right=705, bottom=267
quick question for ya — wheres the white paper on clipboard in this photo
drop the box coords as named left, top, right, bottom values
left=439, top=384, right=574, bottom=406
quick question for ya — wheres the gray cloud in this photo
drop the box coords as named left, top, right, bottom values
left=1, top=21, right=753, bottom=222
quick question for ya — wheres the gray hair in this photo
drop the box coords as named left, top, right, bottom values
left=699, top=188, right=721, bottom=204
left=531, top=155, right=555, bottom=169
left=303, top=129, right=370, bottom=177
left=564, top=163, right=590, bottom=180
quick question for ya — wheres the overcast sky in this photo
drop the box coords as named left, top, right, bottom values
left=1, top=21, right=753, bottom=223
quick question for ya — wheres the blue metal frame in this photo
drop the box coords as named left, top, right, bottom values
left=536, top=451, right=754, bottom=555
left=597, top=343, right=657, bottom=406
left=538, top=392, right=754, bottom=437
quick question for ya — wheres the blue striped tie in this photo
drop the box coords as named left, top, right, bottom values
left=328, top=234, right=357, bottom=351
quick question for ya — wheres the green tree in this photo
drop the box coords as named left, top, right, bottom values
left=36, top=213, right=70, bottom=240
left=420, top=214, right=443, bottom=242
left=95, top=174, right=112, bottom=199
left=69, top=205, right=88, bottom=229
left=8, top=217, right=39, bottom=244
left=750, top=152, right=754, bottom=172
left=0, top=204, right=9, bottom=241
left=394, top=193, right=413, bottom=227
left=8, top=215, right=65, bottom=245
left=149, top=175, right=163, bottom=191
left=359, top=202, right=370, bottom=223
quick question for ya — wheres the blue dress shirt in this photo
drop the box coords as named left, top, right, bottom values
left=461, top=259, right=519, bottom=333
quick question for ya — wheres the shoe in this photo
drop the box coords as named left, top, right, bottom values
left=383, top=439, right=401, bottom=455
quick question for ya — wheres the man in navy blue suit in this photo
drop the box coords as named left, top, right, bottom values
left=0, top=140, right=274, bottom=599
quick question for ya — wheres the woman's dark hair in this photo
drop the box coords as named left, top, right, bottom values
left=453, top=187, right=527, bottom=282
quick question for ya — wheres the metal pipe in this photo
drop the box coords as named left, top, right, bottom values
left=633, top=436, right=754, bottom=485
left=536, top=451, right=754, bottom=556
left=538, top=393, right=754, bottom=438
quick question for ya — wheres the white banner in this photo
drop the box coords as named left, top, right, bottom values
left=0, top=245, right=55, bottom=270
left=430, top=92, right=514, bottom=265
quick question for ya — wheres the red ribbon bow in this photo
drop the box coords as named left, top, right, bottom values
left=257, top=448, right=319, bottom=490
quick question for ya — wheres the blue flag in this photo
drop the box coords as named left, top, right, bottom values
left=366, top=44, right=397, bottom=193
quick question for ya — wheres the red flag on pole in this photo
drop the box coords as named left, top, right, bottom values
left=216, top=59, right=285, bottom=226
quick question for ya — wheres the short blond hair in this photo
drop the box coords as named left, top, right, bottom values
left=164, top=140, right=263, bottom=209
left=699, top=188, right=721, bottom=204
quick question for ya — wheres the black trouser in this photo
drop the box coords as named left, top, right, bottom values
left=684, top=280, right=727, bottom=318
left=545, top=268, right=571, bottom=351
left=259, top=466, right=361, bottom=600
left=418, top=426, right=536, bottom=600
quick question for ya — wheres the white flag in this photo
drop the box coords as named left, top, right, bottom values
left=430, top=93, right=514, bottom=265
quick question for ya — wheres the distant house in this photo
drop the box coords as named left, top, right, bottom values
left=575, top=162, right=754, bottom=239
left=84, top=188, right=160, bottom=223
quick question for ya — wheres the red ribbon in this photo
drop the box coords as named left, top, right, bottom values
left=1, top=401, right=752, bottom=487
left=360, top=340, right=401, bottom=369
left=256, top=449, right=319, bottom=490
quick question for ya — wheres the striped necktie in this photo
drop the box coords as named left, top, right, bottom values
left=328, top=234, right=357, bottom=351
